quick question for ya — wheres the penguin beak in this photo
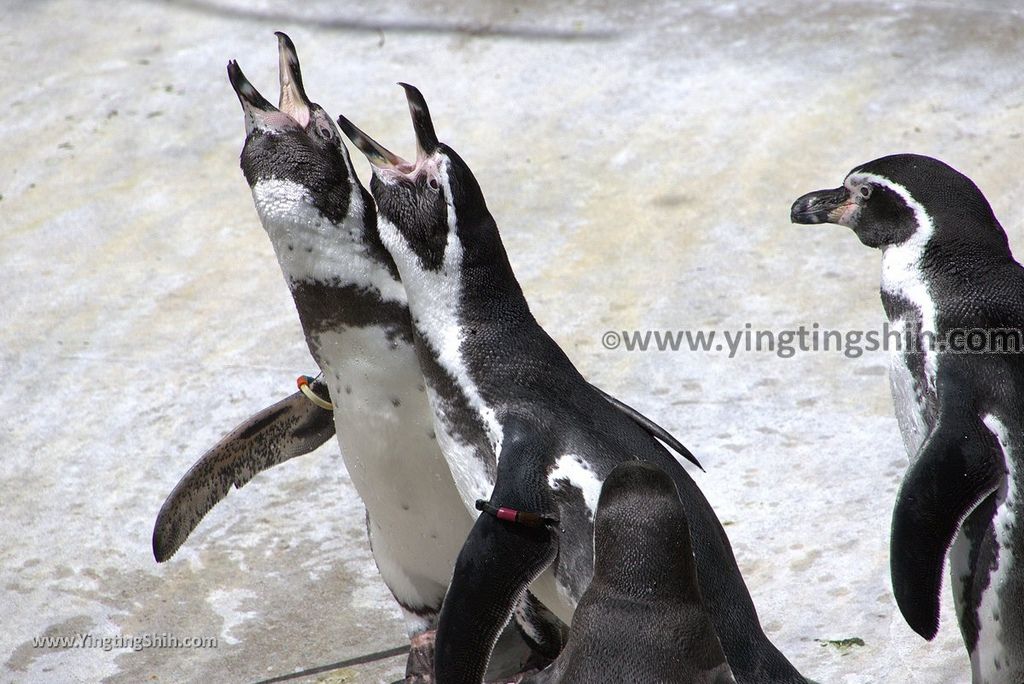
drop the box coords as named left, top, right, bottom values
left=790, top=187, right=853, bottom=225
left=227, top=60, right=298, bottom=136
left=335, top=115, right=413, bottom=172
left=335, top=84, right=440, bottom=176
left=398, top=83, right=440, bottom=161
left=275, top=31, right=311, bottom=129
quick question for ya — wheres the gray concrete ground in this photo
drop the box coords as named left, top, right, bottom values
left=3, top=1, right=1023, bottom=682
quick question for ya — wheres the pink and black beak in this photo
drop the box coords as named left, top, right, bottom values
left=226, top=31, right=312, bottom=135
left=274, top=31, right=311, bottom=128
left=335, top=113, right=412, bottom=172
left=790, top=186, right=852, bottom=225
left=336, top=83, right=441, bottom=172
left=227, top=60, right=284, bottom=135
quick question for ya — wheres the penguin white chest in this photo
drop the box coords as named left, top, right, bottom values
left=881, top=236, right=939, bottom=462
left=251, top=178, right=405, bottom=302
left=313, top=326, right=439, bottom=508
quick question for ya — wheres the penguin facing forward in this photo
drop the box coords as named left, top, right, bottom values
left=153, top=35, right=482, bottom=682
left=792, top=154, right=1024, bottom=682
left=336, top=87, right=806, bottom=684
left=524, top=461, right=735, bottom=684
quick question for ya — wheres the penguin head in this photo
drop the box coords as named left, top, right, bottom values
left=227, top=33, right=354, bottom=221
left=591, top=462, right=702, bottom=602
left=337, top=85, right=494, bottom=272
left=791, top=154, right=1004, bottom=251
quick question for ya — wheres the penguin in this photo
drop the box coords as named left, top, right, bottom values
left=336, top=86, right=807, bottom=684
left=791, top=154, right=1024, bottom=682
left=152, top=35, right=481, bottom=682
left=523, top=461, right=736, bottom=684
left=154, top=36, right=687, bottom=683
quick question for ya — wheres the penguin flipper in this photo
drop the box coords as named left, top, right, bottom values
left=435, top=512, right=558, bottom=683
left=435, top=429, right=560, bottom=684
left=890, top=391, right=1003, bottom=640
left=152, top=384, right=335, bottom=562
left=591, top=384, right=703, bottom=471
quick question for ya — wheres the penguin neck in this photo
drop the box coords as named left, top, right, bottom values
left=393, top=219, right=571, bottom=450
left=879, top=239, right=941, bottom=410
left=881, top=219, right=1019, bottom=328
left=253, top=178, right=400, bottom=289
left=251, top=178, right=411, bottom=363
left=453, top=233, right=577, bottom=400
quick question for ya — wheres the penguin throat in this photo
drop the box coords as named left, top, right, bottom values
left=251, top=177, right=406, bottom=303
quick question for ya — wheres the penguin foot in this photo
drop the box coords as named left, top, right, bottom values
left=404, top=629, right=436, bottom=683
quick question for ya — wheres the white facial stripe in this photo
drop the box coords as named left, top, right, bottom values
left=251, top=178, right=406, bottom=303
left=973, top=414, right=1016, bottom=680
left=547, top=454, right=602, bottom=517
left=852, top=172, right=940, bottom=392
left=377, top=161, right=505, bottom=457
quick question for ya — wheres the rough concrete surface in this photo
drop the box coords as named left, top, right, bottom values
left=3, top=1, right=1023, bottom=682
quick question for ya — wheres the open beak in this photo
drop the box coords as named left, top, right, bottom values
left=227, top=60, right=288, bottom=135
left=398, top=83, right=439, bottom=161
left=335, top=114, right=412, bottom=171
left=790, top=187, right=853, bottom=225
left=335, top=83, right=440, bottom=174
left=275, top=32, right=311, bottom=128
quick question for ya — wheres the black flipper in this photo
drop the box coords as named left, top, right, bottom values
left=591, top=384, right=703, bottom=471
left=434, top=428, right=560, bottom=684
left=152, top=381, right=335, bottom=562
left=890, top=381, right=1003, bottom=639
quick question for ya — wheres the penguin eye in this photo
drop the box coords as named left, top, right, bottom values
left=428, top=177, right=440, bottom=191
left=318, top=125, right=333, bottom=140
left=859, top=185, right=872, bottom=199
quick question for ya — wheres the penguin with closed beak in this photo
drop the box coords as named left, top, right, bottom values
left=792, top=154, right=1024, bottom=682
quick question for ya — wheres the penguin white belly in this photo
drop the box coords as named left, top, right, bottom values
left=971, top=415, right=1018, bottom=684
left=315, top=326, right=474, bottom=621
